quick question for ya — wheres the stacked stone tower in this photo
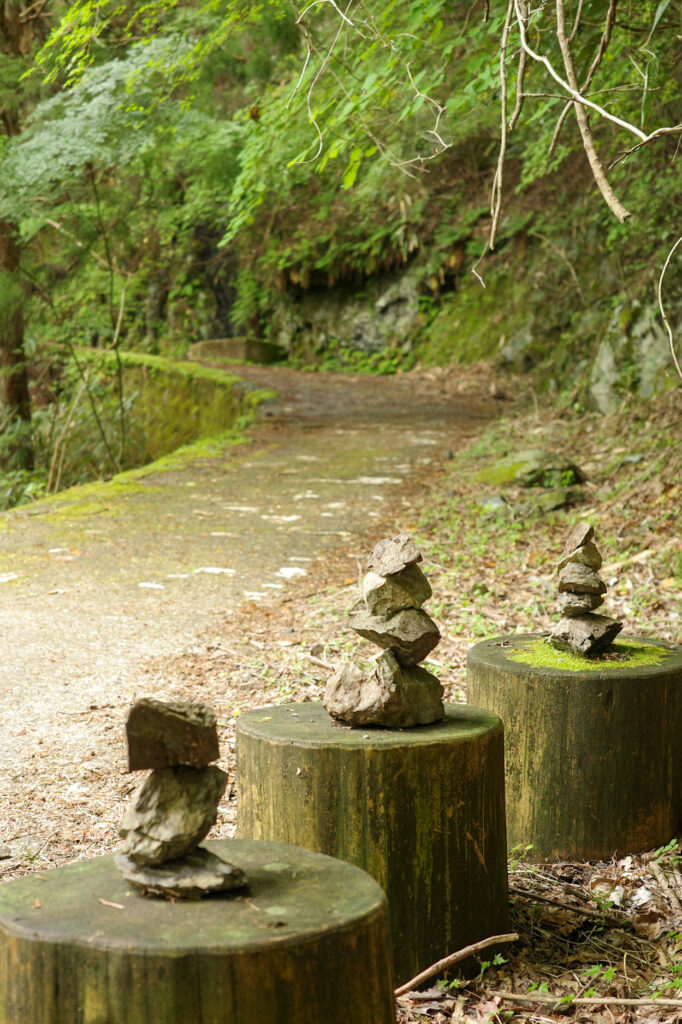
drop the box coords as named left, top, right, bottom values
left=115, top=698, right=247, bottom=898
left=324, top=534, right=445, bottom=726
left=549, top=523, right=622, bottom=655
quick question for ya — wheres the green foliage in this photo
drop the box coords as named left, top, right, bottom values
left=0, top=0, right=678, bottom=504
left=289, top=338, right=413, bottom=375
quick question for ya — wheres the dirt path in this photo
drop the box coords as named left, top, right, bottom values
left=0, top=362, right=499, bottom=872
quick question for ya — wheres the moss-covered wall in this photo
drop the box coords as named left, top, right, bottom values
left=75, top=349, right=260, bottom=463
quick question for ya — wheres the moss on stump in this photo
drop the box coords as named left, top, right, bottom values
left=0, top=839, right=395, bottom=1024
left=467, top=634, right=682, bottom=861
left=236, top=702, right=510, bottom=986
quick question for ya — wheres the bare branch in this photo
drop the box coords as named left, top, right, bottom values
left=291, top=0, right=356, bottom=164
left=489, top=990, right=682, bottom=1010
left=508, top=0, right=527, bottom=131
left=550, top=0, right=616, bottom=156
left=512, top=0, right=648, bottom=142
left=296, top=0, right=354, bottom=28
left=490, top=0, right=514, bottom=250
left=568, top=0, right=584, bottom=44
left=608, top=123, right=682, bottom=168
left=555, top=0, right=630, bottom=222
left=395, top=933, right=519, bottom=998
left=657, top=233, right=682, bottom=383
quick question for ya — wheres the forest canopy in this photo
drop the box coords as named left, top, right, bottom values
left=0, top=0, right=680, bottom=503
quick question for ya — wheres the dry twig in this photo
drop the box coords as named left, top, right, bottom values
left=395, top=932, right=519, bottom=997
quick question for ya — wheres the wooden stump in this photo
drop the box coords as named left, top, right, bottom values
left=467, top=634, right=682, bottom=861
left=0, top=839, right=395, bottom=1024
left=236, top=702, right=510, bottom=986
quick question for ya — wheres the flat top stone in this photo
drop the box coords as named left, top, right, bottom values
left=0, top=839, right=387, bottom=953
left=366, top=534, right=422, bottom=576
left=558, top=562, right=606, bottom=594
left=236, top=702, right=502, bottom=749
left=126, top=698, right=219, bottom=771
left=562, top=522, right=594, bottom=558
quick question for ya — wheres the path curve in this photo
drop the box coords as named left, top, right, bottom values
left=0, top=362, right=497, bottom=867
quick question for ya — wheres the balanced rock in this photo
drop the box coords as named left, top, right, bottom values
left=557, top=539, right=602, bottom=571
left=323, top=534, right=444, bottom=728
left=349, top=606, right=440, bottom=667
left=558, top=562, right=606, bottom=595
left=119, top=765, right=227, bottom=866
left=561, top=522, right=593, bottom=556
left=324, top=651, right=444, bottom=728
left=551, top=615, right=623, bottom=655
left=361, top=564, right=432, bottom=617
left=126, top=698, right=219, bottom=771
left=114, top=846, right=247, bottom=900
left=557, top=590, right=603, bottom=618
left=366, top=534, right=422, bottom=576
left=550, top=523, right=622, bottom=656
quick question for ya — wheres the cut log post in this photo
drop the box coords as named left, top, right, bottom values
left=236, top=702, right=510, bottom=986
left=0, top=839, right=395, bottom=1024
left=467, top=634, right=682, bottom=861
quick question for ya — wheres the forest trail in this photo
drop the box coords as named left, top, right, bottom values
left=0, top=363, right=496, bottom=798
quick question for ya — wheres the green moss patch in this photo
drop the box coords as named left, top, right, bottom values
left=508, top=637, right=673, bottom=672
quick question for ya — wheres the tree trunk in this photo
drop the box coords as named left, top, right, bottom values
left=0, top=839, right=396, bottom=1024
left=467, top=634, right=682, bottom=861
left=0, top=219, right=33, bottom=469
left=0, top=0, right=45, bottom=470
left=236, top=701, right=510, bottom=986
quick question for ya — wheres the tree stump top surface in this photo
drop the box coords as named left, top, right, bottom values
left=236, top=701, right=502, bottom=748
left=0, top=839, right=387, bottom=955
left=468, top=633, right=682, bottom=680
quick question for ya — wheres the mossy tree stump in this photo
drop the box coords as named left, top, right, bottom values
left=236, top=702, right=510, bottom=985
left=467, top=635, right=682, bottom=861
left=0, top=839, right=395, bottom=1024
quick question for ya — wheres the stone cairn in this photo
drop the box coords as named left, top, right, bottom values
left=323, top=534, right=445, bottom=727
left=115, top=698, right=248, bottom=899
left=549, top=522, right=623, bottom=656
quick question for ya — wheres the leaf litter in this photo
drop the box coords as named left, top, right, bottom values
left=1, top=367, right=681, bottom=1022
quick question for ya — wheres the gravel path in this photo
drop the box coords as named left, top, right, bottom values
left=0, top=362, right=497, bottom=871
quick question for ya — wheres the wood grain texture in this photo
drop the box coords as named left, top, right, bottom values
left=467, top=634, right=682, bottom=861
left=0, top=839, right=395, bottom=1024
left=236, top=702, right=510, bottom=985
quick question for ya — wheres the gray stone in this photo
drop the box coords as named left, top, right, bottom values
left=558, top=562, right=607, bottom=595
left=557, top=591, right=604, bottom=618
left=270, top=268, right=422, bottom=357
left=366, top=534, right=422, bottom=576
left=349, top=606, right=440, bottom=666
left=561, top=522, right=594, bottom=558
left=119, top=765, right=227, bottom=866
left=361, top=564, right=431, bottom=616
left=549, top=614, right=623, bottom=655
left=476, top=494, right=508, bottom=514
left=0, top=845, right=11, bottom=860
left=632, top=304, right=671, bottom=399
left=558, top=539, right=602, bottom=571
left=126, top=698, right=219, bottom=771
left=589, top=339, right=620, bottom=415
left=187, top=338, right=284, bottom=365
left=114, top=846, right=247, bottom=900
left=323, top=651, right=444, bottom=727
